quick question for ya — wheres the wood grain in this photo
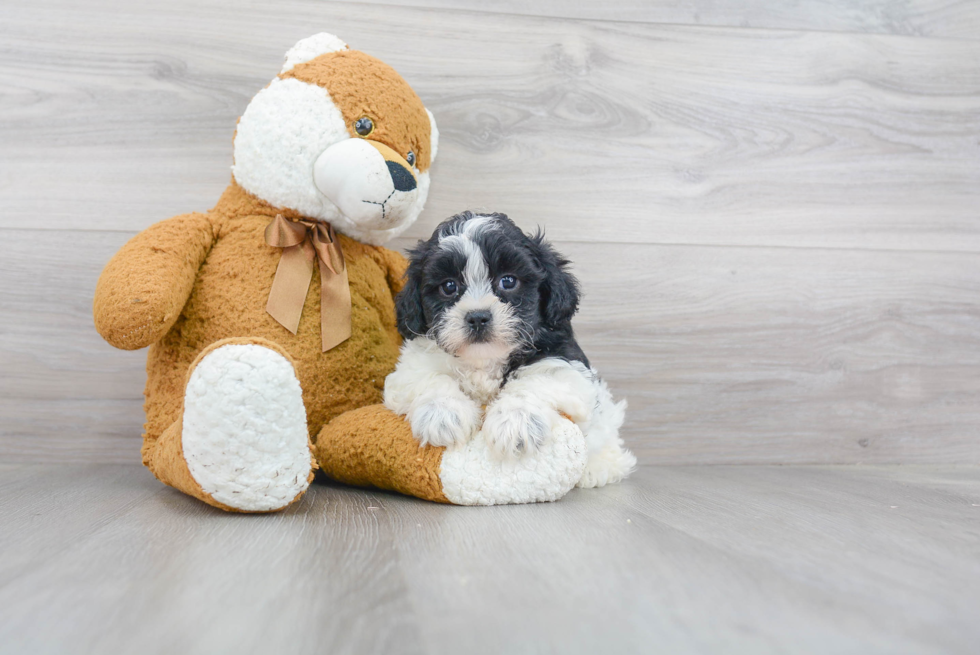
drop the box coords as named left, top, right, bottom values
left=0, top=467, right=426, bottom=655
left=1, top=0, right=979, bottom=251
left=562, top=241, right=980, bottom=465
left=349, top=0, right=980, bottom=40
left=1, top=464, right=978, bottom=654
left=2, top=0, right=979, bottom=465
left=3, top=229, right=979, bottom=465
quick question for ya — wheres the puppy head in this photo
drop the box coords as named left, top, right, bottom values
left=232, top=33, right=438, bottom=246
left=396, top=212, right=580, bottom=363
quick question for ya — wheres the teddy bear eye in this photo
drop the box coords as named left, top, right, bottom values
left=440, top=280, right=458, bottom=296
left=354, top=117, right=374, bottom=136
left=406, top=151, right=416, bottom=167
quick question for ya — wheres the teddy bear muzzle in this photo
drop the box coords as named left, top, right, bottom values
left=313, top=137, right=419, bottom=229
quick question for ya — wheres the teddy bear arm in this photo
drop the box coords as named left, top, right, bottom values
left=93, top=212, right=215, bottom=350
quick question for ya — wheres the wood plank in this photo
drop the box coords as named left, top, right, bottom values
left=2, top=1, right=979, bottom=251
left=0, top=466, right=427, bottom=655
left=394, top=466, right=980, bottom=653
left=3, top=229, right=979, bottom=465
left=616, top=466, right=980, bottom=653
left=1, top=464, right=978, bottom=654
left=0, top=465, right=159, bottom=587
left=348, top=0, right=980, bottom=40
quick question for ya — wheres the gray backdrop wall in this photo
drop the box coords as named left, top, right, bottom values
left=2, top=0, right=979, bottom=465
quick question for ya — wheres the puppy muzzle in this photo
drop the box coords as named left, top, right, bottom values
left=464, top=309, right=493, bottom=343
left=313, top=138, right=418, bottom=228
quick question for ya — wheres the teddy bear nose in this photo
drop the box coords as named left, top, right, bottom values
left=386, top=160, right=417, bottom=193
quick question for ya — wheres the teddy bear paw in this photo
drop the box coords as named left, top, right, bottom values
left=182, top=342, right=313, bottom=512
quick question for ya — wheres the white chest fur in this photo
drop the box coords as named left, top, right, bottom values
left=386, top=337, right=509, bottom=408
left=449, top=341, right=514, bottom=405
left=452, top=358, right=505, bottom=405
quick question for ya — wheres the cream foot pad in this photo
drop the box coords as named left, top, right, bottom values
left=183, top=343, right=313, bottom=512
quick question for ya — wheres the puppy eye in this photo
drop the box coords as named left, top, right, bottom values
left=354, top=117, right=374, bottom=136
left=497, top=275, right=518, bottom=291
left=440, top=280, right=458, bottom=296
left=406, top=151, right=416, bottom=167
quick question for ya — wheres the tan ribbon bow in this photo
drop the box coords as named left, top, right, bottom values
left=264, top=214, right=351, bottom=352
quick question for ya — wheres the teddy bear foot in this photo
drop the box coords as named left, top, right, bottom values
left=146, top=338, right=315, bottom=513
left=439, top=419, right=588, bottom=506
left=316, top=405, right=588, bottom=506
left=181, top=341, right=314, bottom=512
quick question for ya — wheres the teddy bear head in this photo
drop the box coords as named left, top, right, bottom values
left=231, top=33, right=439, bottom=245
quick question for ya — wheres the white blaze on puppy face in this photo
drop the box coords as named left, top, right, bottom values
left=433, top=217, right=520, bottom=363
left=440, top=217, right=494, bottom=297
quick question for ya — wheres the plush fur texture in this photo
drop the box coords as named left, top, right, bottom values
left=233, top=37, right=437, bottom=246
left=182, top=343, right=313, bottom=512
left=280, top=32, right=349, bottom=73
left=316, top=403, right=587, bottom=505
left=384, top=212, right=636, bottom=487
left=439, top=416, right=587, bottom=505
left=95, top=181, right=409, bottom=449
left=141, top=337, right=316, bottom=513
left=315, top=404, right=451, bottom=503
left=282, top=50, right=434, bottom=172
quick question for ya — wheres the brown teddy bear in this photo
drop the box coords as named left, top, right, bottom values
left=93, top=33, right=437, bottom=512
left=95, top=34, right=588, bottom=512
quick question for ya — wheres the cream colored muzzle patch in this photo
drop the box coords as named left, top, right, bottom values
left=313, top=138, right=419, bottom=229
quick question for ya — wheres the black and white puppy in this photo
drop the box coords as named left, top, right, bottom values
left=383, top=211, right=635, bottom=488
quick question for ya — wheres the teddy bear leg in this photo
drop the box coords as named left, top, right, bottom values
left=314, top=405, right=451, bottom=503
left=144, top=338, right=315, bottom=512
left=438, top=417, right=589, bottom=506
left=315, top=405, right=589, bottom=506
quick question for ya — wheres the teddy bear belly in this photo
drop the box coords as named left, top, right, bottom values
left=142, top=276, right=401, bottom=446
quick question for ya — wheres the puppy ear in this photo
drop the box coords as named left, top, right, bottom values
left=395, top=247, right=428, bottom=339
left=532, top=232, right=581, bottom=327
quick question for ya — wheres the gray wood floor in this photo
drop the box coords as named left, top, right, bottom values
left=1, top=464, right=978, bottom=655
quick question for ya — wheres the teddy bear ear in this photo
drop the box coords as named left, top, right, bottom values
left=280, top=33, right=349, bottom=73
left=426, top=108, right=439, bottom=164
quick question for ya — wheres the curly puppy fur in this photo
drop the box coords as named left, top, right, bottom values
left=384, top=212, right=636, bottom=488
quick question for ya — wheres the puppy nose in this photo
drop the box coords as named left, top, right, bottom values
left=465, top=310, right=492, bottom=330
left=386, top=160, right=417, bottom=193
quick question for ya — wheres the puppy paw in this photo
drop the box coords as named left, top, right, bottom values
left=555, top=395, right=593, bottom=424
left=483, top=400, right=556, bottom=458
left=410, top=397, right=481, bottom=448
